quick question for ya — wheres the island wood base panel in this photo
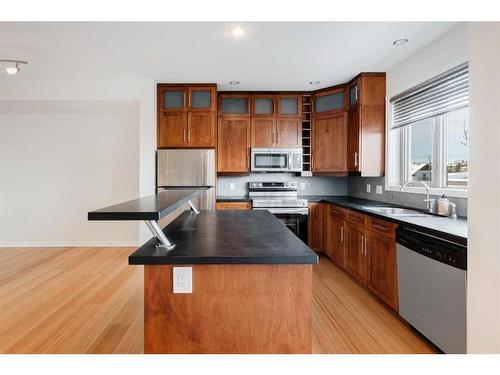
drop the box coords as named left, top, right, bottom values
left=144, top=264, right=312, bottom=354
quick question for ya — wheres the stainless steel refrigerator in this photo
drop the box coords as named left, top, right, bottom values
left=157, top=149, right=216, bottom=210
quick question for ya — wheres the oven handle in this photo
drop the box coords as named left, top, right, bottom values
left=253, top=207, right=308, bottom=215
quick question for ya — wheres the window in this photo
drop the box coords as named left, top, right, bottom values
left=388, top=63, right=469, bottom=196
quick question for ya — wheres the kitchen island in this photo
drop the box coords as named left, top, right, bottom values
left=89, top=190, right=318, bottom=354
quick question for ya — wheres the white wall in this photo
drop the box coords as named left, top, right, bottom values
left=0, top=77, right=156, bottom=246
left=467, top=22, right=500, bottom=353
left=385, top=24, right=470, bottom=189
left=0, top=101, right=140, bottom=246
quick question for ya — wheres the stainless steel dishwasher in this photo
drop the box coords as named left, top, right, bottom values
left=396, top=226, right=467, bottom=354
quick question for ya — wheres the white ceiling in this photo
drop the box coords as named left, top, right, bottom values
left=0, top=22, right=459, bottom=90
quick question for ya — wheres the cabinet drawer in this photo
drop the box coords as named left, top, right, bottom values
left=369, top=217, right=397, bottom=239
left=216, top=202, right=251, bottom=210
left=346, top=210, right=368, bottom=227
left=329, top=204, right=346, bottom=220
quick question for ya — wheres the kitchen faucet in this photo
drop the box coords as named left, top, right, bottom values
left=400, top=180, right=432, bottom=211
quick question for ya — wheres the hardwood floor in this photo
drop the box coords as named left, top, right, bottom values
left=0, top=247, right=435, bottom=354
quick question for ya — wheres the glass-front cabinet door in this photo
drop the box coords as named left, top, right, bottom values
left=188, top=87, right=216, bottom=111
left=219, top=95, right=250, bottom=116
left=349, top=81, right=360, bottom=108
left=160, top=87, right=187, bottom=112
left=313, top=88, right=345, bottom=115
left=252, top=95, right=276, bottom=117
left=277, top=95, right=302, bottom=118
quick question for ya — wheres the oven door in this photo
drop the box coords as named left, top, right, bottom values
left=270, top=212, right=308, bottom=244
left=251, top=150, right=289, bottom=172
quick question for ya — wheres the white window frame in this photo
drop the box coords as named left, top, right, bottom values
left=386, top=65, right=469, bottom=199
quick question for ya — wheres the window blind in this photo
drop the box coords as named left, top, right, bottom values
left=391, top=63, right=469, bottom=129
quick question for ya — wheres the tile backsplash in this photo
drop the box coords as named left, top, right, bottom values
left=216, top=174, right=468, bottom=217
left=217, top=173, right=348, bottom=196
left=347, top=176, right=468, bottom=217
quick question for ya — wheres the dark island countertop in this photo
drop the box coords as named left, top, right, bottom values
left=88, top=189, right=205, bottom=221
left=129, top=210, right=319, bottom=265
left=301, top=195, right=468, bottom=246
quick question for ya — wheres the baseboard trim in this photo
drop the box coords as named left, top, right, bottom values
left=0, top=241, right=140, bottom=247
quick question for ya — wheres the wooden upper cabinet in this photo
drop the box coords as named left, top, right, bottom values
left=276, top=118, right=301, bottom=147
left=188, top=112, right=216, bottom=147
left=157, top=84, right=217, bottom=149
left=251, top=117, right=276, bottom=147
left=217, top=117, right=251, bottom=172
left=188, top=86, right=216, bottom=112
left=313, top=87, right=346, bottom=116
left=219, top=94, right=250, bottom=117
left=367, top=230, right=398, bottom=310
left=347, top=106, right=361, bottom=172
left=158, top=112, right=188, bottom=148
left=277, top=95, right=302, bottom=118
left=347, top=74, right=386, bottom=176
left=312, top=112, right=347, bottom=173
left=250, top=94, right=301, bottom=148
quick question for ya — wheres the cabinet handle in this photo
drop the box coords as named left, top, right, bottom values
left=188, top=92, right=191, bottom=108
left=183, top=129, right=187, bottom=143
left=364, top=236, right=368, bottom=256
left=340, top=225, right=344, bottom=243
left=187, top=129, right=191, bottom=143
left=276, top=132, right=279, bottom=144
left=184, top=92, right=187, bottom=107
left=354, top=152, right=359, bottom=167
left=272, top=132, right=275, bottom=145
left=372, top=224, right=388, bottom=231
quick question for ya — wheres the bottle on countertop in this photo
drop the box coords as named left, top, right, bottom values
left=437, top=194, right=450, bottom=216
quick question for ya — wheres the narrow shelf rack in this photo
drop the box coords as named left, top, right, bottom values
left=301, top=94, right=312, bottom=176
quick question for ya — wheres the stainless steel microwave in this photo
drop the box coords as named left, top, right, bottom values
left=250, top=148, right=303, bottom=172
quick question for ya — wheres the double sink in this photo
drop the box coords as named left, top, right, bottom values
left=360, top=206, right=431, bottom=217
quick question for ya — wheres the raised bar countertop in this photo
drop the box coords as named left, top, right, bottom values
left=129, top=210, right=319, bottom=265
left=88, top=189, right=205, bottom=221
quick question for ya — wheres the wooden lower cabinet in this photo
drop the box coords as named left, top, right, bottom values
left=322, top=204, right=398, bottom=311
left=345, top=223, right=368, bottom=284
left=367, top=231, right=398, bottom=310
left=216, top=201, right=251, bottom=210
left=324, top=211, right=346, bottom=267
left=308, top=202, right=325, bottom=253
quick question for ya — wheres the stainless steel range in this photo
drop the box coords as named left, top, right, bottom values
left=249, top=181, right=308, bottom=243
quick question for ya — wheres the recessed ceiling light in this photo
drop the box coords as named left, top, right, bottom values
left=1, top=59, right=28, bottom=75
left=229, top=81, right=240, bottom=85
left=309, top=81, right=320, bottom=85
left=227, top=24, right=247, bottom=39
left=393, top=38, right=408, bottom=47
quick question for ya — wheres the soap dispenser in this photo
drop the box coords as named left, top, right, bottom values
left=437, top=195, right=450, bottom=216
